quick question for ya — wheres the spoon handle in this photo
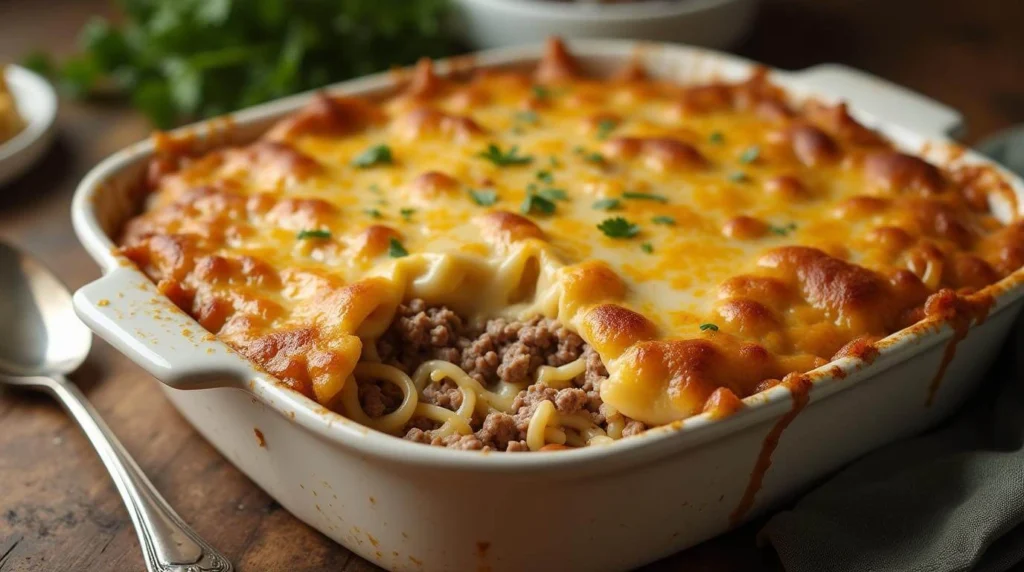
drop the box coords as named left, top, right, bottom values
left=46, top=375, right=232, bottom=572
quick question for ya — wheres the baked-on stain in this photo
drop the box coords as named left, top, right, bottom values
left=729, top=373, right=812, bottom=527
left=924, top=291, right=993, bottom=406
left=476, top=540, right=492, bottom=572
left=253, top=428, right=266, bottom=447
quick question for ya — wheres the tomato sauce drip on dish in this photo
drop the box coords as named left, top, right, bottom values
left=729, top=373, right=812, bottom=527
left=924, top=290, right=994, bottom=406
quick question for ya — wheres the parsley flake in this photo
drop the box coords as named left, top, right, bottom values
left=532, top=85, right=551, bottom=100
left=369, top=184, right=382, bottom=194
left=640, top=242, right=654, bottom=254
left=521, top=194, right=556, bottom=216
left=709, top=131, right=724, bottom=144
left=388, top=238, right=409, bottom=258
left=596, top=118, right=617, bottom=140
left=352, top=145, right=393, bottom=168
left=770, top=222, right=798, bottom=236
left=699, top=323, right=719, bottom=332
left=623, top=191, right=668, bottom=203
left=400, top=208, right=416, bottom=221
left=728, top=171, right=748, bottom=183
left=652, top=215, right=676, bottom=226
left=592, top=198, right=622, bottom=211
left=536, top=170, right=554, bottom=184
left=515, top=110, right=539, bottom=124
left=597, top=217, right=639, bottom=239
left=469, top=188, right=498, bottom=206
left=538, top=188, right=568, bottom=202
left=364, top=208, right=382, bottom=218
left=549, top=155, right=561, bottom=168
left=739, top=145, right=760, bottom=164
left=478, top=143, right=533, bottom=167
left=296, top=229, right=331, bottom=240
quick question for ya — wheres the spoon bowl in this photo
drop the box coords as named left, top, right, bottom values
left=0, top=240, right=231, bottom=572
left=0, top=242, right=91, bottom=377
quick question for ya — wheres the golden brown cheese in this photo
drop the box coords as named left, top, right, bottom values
left=120, top=38, right=1022, bottom=428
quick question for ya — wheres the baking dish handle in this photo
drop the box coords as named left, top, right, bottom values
left=792, top=63, right=964, bottom=139
left=73, top=266, right=251, bottom=391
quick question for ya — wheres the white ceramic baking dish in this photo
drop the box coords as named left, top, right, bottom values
left=70, top=41, right=1024, bottom=572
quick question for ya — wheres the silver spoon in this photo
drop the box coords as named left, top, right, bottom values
left=0, top=242, right=231, bottom=572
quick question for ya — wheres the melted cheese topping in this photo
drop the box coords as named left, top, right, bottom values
left=120, top=39, right=1023, bottom=428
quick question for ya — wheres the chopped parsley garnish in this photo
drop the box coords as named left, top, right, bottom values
left=622, top=191, right=668, bottom=203
left=592, top=198, right=622, bottom=211
left=521, top=193, right=557, bottom=216
left=538, top=188, right=568, bottom=201
left=369, top=184, right=382, bottom=194
left=478, top=143, right=533, bottom=166
left=699, top=323, right=719, bottom=332
left=521, top=195, right=556, bottom=215
left=709, top=131, right=724, bottom=144
left=728, top=171, right=748, bottom=183
left=597, top=217, right=639, bottom=239
left=596, top=118, right=617, bottom=140
left=469, top=188, right=498, bottom=206
left=351, top=145, right=393, bottom=168
left=573, top=146, right=605, bottom=164
left=399, top=208, right=416, bottom=221
left=536, top=170, right=554, bottom=184
left=388, top=238, right=408, bottom=258
left=364, top=208, right=382, bottom=218
left=739, top=145, right=760, bottom=164
left=770, top=222, right=798, bottom=236
left=549, top=155, right=561, bottom=168
left=296, top=229, right=331, bottom=240
left=515, top=110, right=539, bottom=124
left=532, top=85, right=551, bottom=100
left=640, top=242, right=654, bottom=254
left=652, top=215, right=676, bottom=226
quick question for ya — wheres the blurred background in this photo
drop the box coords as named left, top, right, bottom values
left=0, top=1, right=1021, bottom=571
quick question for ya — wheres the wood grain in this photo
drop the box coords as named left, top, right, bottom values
left=0, top=0, right=1021, bottom=570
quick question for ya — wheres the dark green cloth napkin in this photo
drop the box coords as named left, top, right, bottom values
left=760, top=321, right=1024, bottom=572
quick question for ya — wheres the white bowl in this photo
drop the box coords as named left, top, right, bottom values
left=451, top=0, right=759, bottom=50
left=0, top=65, right=57, bottom=188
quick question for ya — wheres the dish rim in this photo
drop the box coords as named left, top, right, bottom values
left=71, top=39, right=1024, bottom=473
left=0, top=65, right=57, bottom=163
left=453, top=0, right=751, bottom=21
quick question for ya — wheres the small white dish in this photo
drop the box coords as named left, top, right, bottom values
left=0, top=65, right=58, bottom=188
left=451, top=0, right=760, bottom=50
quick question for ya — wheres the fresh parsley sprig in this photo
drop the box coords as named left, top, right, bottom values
left=478, top=144, right=533, bottom=167
left=469, top=188, right=499, bottom=206
left=23, top=0, right=456, bottom=128
left=597, top=217, right=639, bottom=239
left=352, top=145, right=393, bottom=168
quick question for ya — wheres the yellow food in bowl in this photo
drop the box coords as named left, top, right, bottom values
left=0, top=66, right=24, bottom=145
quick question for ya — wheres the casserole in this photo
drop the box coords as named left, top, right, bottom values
left=72, top=40, right=1024, bottom=571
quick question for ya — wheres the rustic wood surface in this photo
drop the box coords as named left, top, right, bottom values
left=0, top=0, right=1021, bottom=570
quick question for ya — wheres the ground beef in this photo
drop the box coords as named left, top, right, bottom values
left=370, top=299, right=648, bottom=451
left=358, top=379, right=404, bottom=418
left=376, top=300, right=463, bottom=372
left=422, top=378, right=463, bottom=410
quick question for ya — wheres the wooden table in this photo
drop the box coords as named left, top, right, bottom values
left=1, top=1, right=1021, bottom=570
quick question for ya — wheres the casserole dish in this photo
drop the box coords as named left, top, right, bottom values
left=72, top=40, right=1024, bottom=571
